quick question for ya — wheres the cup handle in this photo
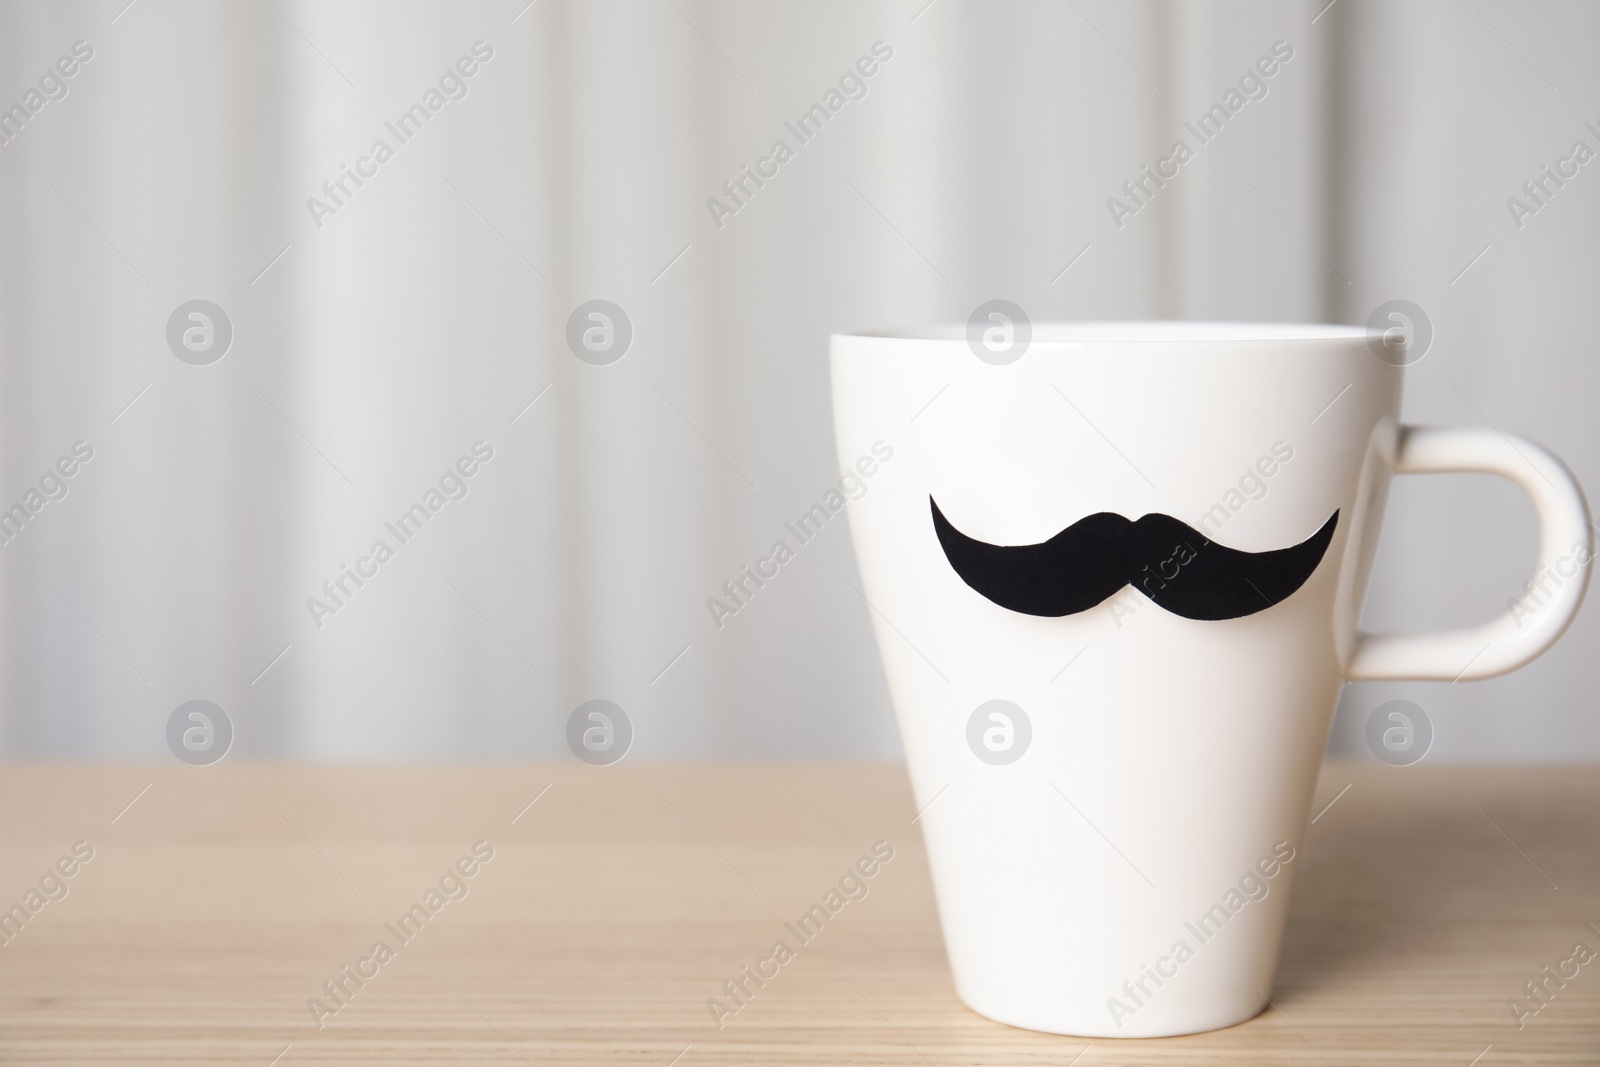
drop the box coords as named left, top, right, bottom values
left=1347, top=425, right=1593, bottom=681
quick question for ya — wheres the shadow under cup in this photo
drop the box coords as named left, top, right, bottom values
left=828, top=321, right=1588, bottom=1038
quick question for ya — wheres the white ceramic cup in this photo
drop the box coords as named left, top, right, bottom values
left=829, top=322, right=1591, bottom=1038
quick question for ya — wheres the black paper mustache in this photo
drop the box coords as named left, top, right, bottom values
left=930, top=498, right=1338, bottom=621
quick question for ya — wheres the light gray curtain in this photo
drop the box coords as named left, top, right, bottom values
left=0, top=0, right=1594, bottom=760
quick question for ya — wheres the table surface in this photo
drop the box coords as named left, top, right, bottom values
left=0, top=762, right=1596, bottom=1065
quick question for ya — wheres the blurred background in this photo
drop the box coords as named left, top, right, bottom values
left=0, top=0, right=1594, bottom=761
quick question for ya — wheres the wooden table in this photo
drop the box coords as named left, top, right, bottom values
left=1, top=762, right=1596, bottom=1065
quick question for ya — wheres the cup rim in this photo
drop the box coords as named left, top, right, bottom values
left=832, top=320, right=1371, bottom=344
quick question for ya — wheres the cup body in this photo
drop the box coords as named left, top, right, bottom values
left=830, top=323, right=1400, bottom=1038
